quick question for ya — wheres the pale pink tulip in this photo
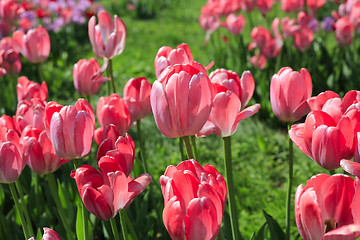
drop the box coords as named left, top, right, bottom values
left=42, top=227, right=61, bottom=240
left=17, top=76, right=47, bottom=102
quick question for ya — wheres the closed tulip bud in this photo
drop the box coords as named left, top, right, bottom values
left=45, top=99, right=95, bottom=159
left=13, top=26, right=50, bottom=63
left=270, top=67, right=312, bottom=122
left=88, top=11, right=126, bottom=59
left=123, top=77, right=152, bottom=122
left=73, top=58, right=109, bottom=96
left=295, top=174, right=360, bottom=240
left=17, top=76, right=47, bottom=102
left=160, top=159, right=227, bottom=240
left=97, top=94, right=131, bottom=137
left=151, top=64, right=213, bottom=138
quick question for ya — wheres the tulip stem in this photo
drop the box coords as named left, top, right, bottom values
left=123, top=210, right=138, bottom=240
left=136, top=120, right=148, bottom=173
left=182, top=136, right=195, bottom=159
left=38, top=63, right=45, bottom=83
left=119, top=211, right=128, bottom=240
left=15, top=180, right=34, bottom=237
left=190, top=135, right=199, bottom=161
left=222, top=136, right=239, bottom=240
left=110, top=217, right=120, bottom=240
left=286, top=124, right=294, bottom=240
left=47, top=173, right=73, bottom=239
left=9, top=183, right=30, bottom=239
left=82, top=204, right=89, bottom=240
left=108, top=59, right=117, bottom=93
left=179, top=137, right=185, bottom=160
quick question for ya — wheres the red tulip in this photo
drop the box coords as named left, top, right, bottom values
left=13, top=26, right=50, bottom=63
left=45, top=99, right=95, bottom=159
left=97, top=94, right=131, bottom=137
left=123, top=77, right=152, bottom=122
left=71, top=164, right=151, bottom=221
left=223, top=13, right=245, bottom=35
left=198, top=70, right=260, bottom=137
left=42, top=227, right=61, bottom=240
left=270, top=67, right=312, bottom=122
left=94, top=123, right=120, bottom=146
left=150, top=64, right=213, bottom=138
left=295, top=174, right=360, bottom=240
left=17, top=76, right=47, bottom=102
left=160, top=159, right=227, bottom=240
left=73, top=58, right=109, bottom=96
left=88, top=11, right=126, bottom=59
left=0, top=37, right=22, bottom=75
left=15, top=98, right=46, bottom=133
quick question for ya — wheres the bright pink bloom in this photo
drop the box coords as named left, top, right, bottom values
left=88, top=11, right=126, bottom=59
left=160, top=159, right=227, bottom=240
left=42, top=227, right=61, bottom=240
left=256, top=0, right=273, bottom=15
left=73, top=58, right=109, bottom=96
left=270, top=67, right=312, bottom=122
left=17, top=76, right=47, bottom=102
left=199, top=13, right=220, bottom=45
left=71, top=164, right=151, bottom=221
left=0, top=0, right=22, bottom=22
left=350, top=5, right=360, bottom=29
left=223, top=13, right=245, bottom=35
left=281, top=0, right=305, bottom=12
left=198, top=70, right=260, bottom=137
left=12, top=26, right=50, bottom=63
left=45, top=99, right=95, bottom=159
left=123, top=77, right=152, bottom=122
left=293, top=28, right=313, bottom=51
left=0, top=115, right=16, bottom=131
left=150, top=64, right=213, bottom=138
left=21, top=126, right=71, bottom=175
left=97, top=94, right=131, bottom=137
left=307, top=0, right=326, bottom=14
left=334, top=17, right=354, bottom=46
left=295, top=174, right=360, bottom=240
left=249, top=26, right=282, bottom=59
left=0, top=37, right=22, bottom=75
left=94, top=124, right=120, bottom=146
left=15, top=98, right=46, bottom=133
left=154, top=43, right=194, bottom=78
left=341, top=159, right=360, bottom=177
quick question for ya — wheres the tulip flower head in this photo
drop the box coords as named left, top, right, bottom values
left=17, top=76, right=47, bottom=102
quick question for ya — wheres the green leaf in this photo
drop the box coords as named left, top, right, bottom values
left=36, top=228, right=43, bottom=240
left=76, top=203, right=84, bottom=240
left=263, top=210, right=286, bottom=240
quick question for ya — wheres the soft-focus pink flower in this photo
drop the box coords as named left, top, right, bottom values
left=0, top=0, right=22, bottom=22
left=293, top=28, right=313, bottom=51
left=223, top=13, right=245, bottom=35
left=15, top=98, right=46, bottom=133
left=150, top=64, right=213, bottom=138
left=250, top=53, right=267, bottom=70
left=0, top=37, right=22, bottom=75
left=0, top=20, right=10, bottom=38
left=17, top=76, right=47, bottom=102
left=350, top=4, right=360, bottom=29
left=97, top=94, right=131, bottom=137
left=270, top=67, right=312, bottom=122
left=307, top=0, right=326, bottom=14
left=45, top=99, right=95, bottom=159
left=42, top=227, right=61, bottom=240
left=199, top=12, right=220, bottom=45
left=198, top=70, right=260, bottom=137
left=256, top=0, right=273, bottom=15
left=123, top=77, right=152, bottom=122
left=160, top=159, right=227, bottom=240
left=71, top=164, right=151, bottom=221
left=12, top=26, right=50, bottom=63
left=295, top=174, right=360, bottom=240
left=334, top=17, right=354, bottom=46
left=73, top=58, right=109, bottom=96
left=88, top=11, right=126, bottom=59
left=281, top=0, right=305, bottom=12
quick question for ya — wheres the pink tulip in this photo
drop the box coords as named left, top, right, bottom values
left=281, top=0, right=305, bottom=12
left=12, top=26, right=50, bottom=63
left=198, top=70, right=260, bottom=137
left=42, top=227, right=61, bottom=240
left=71, top=164, right=151, bottom=221
left=94, top=124, right=120, bottom=146
left=88, top=11, right=126, bottom=59
left=293, top=28, right=313, bottom=51
left=307, top=0, right=326, bottom=14
left=45, top=99, right=95, bottom=159
left=0, top=115, right=16, bottom=132
left=154, top=43, right=194, bottom=78
left=249, top=53, right=267, bottom=70
left=341, top=159, right=360, bottom=177
left=160, top=159, right=227, bottom=240
left=21, top=126, right=71, bottom=175
left=97, top=94, right=131, bottom=137
left=256, top=0, right=273, bottom=15
left=15, top=98, right=46, bottom=133
left=334, top=17, right=354, bottom=46
left=73, top=58, right=109, bottom=96
left=123, top=77, right=152, bottom=122
left=0, top=0, right=22, bottom=23
left=295, top=174, right=360, bottom=240
left=199, top=13, right=220, bottom=45
left=0, top=37, right=22, bottom=75
left=17, top=76, right=47, bottom=102
left=224, top=13, right=245, bottom=35
left=270, top=67, right=312, bottom=122
left=150, top=64, right=213, bottom=138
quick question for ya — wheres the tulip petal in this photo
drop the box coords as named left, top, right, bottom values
left=163, top=196, right=186, bottom=240
left=322, top=224, right=360, bottom=240
left=108, top=171, right=128, bottom=212
left=340, top=160, right=360, bottom=177
left=125, top=173, right=151, bottom=208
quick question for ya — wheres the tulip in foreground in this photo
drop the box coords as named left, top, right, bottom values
left=17, top=76, right=48, bottom=102
left=160, top=159, right=227, bottom=240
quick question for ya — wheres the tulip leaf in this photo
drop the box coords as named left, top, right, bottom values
left=36, top=228, right=43, bottom=240
left=76, top=203, right=84, bottom=240
left=263, top=210, right=286, bottom=240
left=251, top=222, right=267, bottom=240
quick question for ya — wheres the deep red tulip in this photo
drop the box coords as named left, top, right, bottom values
left=270, top=67, right=312, bottom=122
left=97, top=94, right=131, bottom=137
left=73, top=58, right=109, bottom=96
left=150, top=64, right=213, bottom=138
left=88, top=11, right=126, bottom=59
left=295, top=174, right=360, bottom=240
left=13, top=26, right=50, bottom=63
left=45, top=99, right=95, bottom=159
left=15, top=98, right=46, bottom=133
left=123, top=77, right=152, bottom=122
left=17, top=76, right=47, bottom=102
left=71, top=164, right=151, bottom=221
left=160, top=159, right=227, bottom=240
left=224, top=13, right=245, bottom=35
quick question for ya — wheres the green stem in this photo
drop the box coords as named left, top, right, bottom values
left=108, top=59, right=117, bottom=93
left=286, top=124, right=294, bottom=240
left=9, top=183, right=30, bottom=239
left=38, top=63, right=45, bottom=83
left=119, top=211, right=128, bottom=240
left=46, top=173, right=73, bottom=239
left=190, top=135, right=199, bottom=161
left=15, top=180, right=34, bottom=237
left=110, top=217, right=120, bottom=240
left=136, top=120, right=148, bottom=173
left=179, top=137, right=185, bottom=160
left=329, top=169, right=335, bottom=175
left=123, top=210, right=138, bottom=240
left=222, top=136, right=239, bottom=240
left=85, top=95, right=91, bottom=105
left=182, top=136, right=194, bottom=159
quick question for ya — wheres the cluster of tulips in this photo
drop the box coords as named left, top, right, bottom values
left=199, top=0, right=360, bottom=69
